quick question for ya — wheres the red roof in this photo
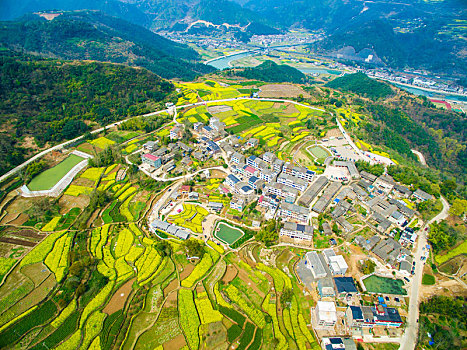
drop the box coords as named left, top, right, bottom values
left=180, top=185, right=190, bottom=191
left=143, top=154, right=159, bottom=161
left=245, top=166, right=256, bottom=174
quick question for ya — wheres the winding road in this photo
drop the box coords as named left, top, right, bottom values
left=399, top=195, right=450, bottom=350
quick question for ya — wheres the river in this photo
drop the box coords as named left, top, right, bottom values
left=206, top=52, right=467, bottom=103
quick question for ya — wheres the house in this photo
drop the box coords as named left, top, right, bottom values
left=177, top=141, right=193, bottom=154
left=193, top=122, right=204, bottom=131
left=277, top=173, right=307, bottom=192
left=163, top=159, right=176, bottom=172
left=299, top=176, right=329, bottom=207
left=360, top=171, right=377, bottom=183
left=202, top=125, right=217, bottom=138
left=278, top=202, right=309, bottom=223
left=258, top=194, right=280, bottom=211
left=264, top=182, right=298, bottom=203
left=188, top=192, right=199, bottom=200
left=393, top=184, right=412, bottom=197
left=272, top=158, right=284, bottom=172
left=413, top=188, right=433, bottom=202
left=179, top=185, right=190, bottom=195
left=208, top=202, right=224, bottom=212
left=143, top=141, right=157, bottom=152
left=193, top=151, right=205, bottom=161
left=373, top=174, right=396, bottom=193
left=333, top=277, right=358, bottom=295
left=259, top=168, right=277, bottom=183
left=327, top=254, right=348, bottom=275
left=280, top=221, right=313, bottom=241
left=206, top=140, right=221, bottom=154
left=399, top=229, right=417, bottom=245
left=318, top=279, right=336, bottom=298
left=150, top=219, right=190, bottom=240
left=315, top=301, right=337, bottom=327
left=263, top=152, right=276, bottom=164
left=389, top=211, right=406, bottom=226
left=247, top=138, right=259, bottom=148
left=230, top=197, right=246, bottom=211
left=230, top=152, right=245, bottom=165
left=141, top=153, right=162, bottom=169
left=322, top=222, right=332, bottom=236
left=372, top=212, right=393, bottom=234
left=333, top=160, right=360, bottom=179
left=154, top=146, right=168, bottom=157
left=366, top=197, right=398, bottom=218
left=283, top=163, right=315, bottom=182
left=248, top=176, right=264, bottom=190
left=321, top=337, right=357, bottom=350
left=209, top=117, right=225, bottom=132
left=312, top=182, right=342, bottom=213
left=225, top=174, right=241, bottom=188
left=306, top=251, right=327, bottom=279
left=170, top=125, right=183, bottom=140
left=167, top=142, right=180, bottom=152
left=336, top=217, right=354, bottom=233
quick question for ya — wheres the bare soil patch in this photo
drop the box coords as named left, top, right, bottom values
left=208, top=105, right=232, bottom=114
left=222, top=265, right=238, bottom=284
left=3, top=197, right=34, bottom=216
left=59, top=194, right=90, bottom=211
left=21, top=262, right=50, bottom=286
left=103, top=278, right=135, bottom=314
left=0, top=237, right=36, bottom=247
left=210, top=169, right=227, bottom=179
left=164, top=279, right=179, bottom=297
left=8, top=229, right=45, bottom=240
left=8, top=213, right=29, bottom=226
left=259, top=84, right=311, bottom=98
left=325, top=128, right=342, bottom=138
left=179, top=264, right=195, bottom=280
left=283, top=103, right=299, bottom=115
left=0, top=213, right=19, bottom=225
left=163, top=334, right=186, bottom=350
left=165, top=290, right=178, bottom=306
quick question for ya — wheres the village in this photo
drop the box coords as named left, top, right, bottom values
left=136, top=108, right=435, bottom=347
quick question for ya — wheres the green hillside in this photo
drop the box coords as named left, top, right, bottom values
left=0, top=11, right=214, bottom=80
left=0, top=51, right=175, bottom=176
left=229, top=61, right=307, bottom=84
left=326, top=72, right=394, bottom=99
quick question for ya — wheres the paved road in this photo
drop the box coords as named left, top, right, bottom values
left=399, top=196, right=450, bottom=350
left=411, top=149, right=427, bottom=166
left=1, top=96, right=325, bottom=184
left=0, top=109, right=169, bottom=183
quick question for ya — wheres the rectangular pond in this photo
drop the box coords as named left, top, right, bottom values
left=363, top=275, right=407, bottom=295
left=214, top=222, right=244, bottom=245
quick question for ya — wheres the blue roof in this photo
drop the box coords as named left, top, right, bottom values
left=248, top=155, right=257, bottom=161
left=249, top=176, right=259, bottom=183
left=330, top=338, right=343, bottom=345
left=350, top=306, right=363, bottom=320
left=227, top=174, right=240, bottom=184
left=334, top=277, right=358, bottom=293
left=241, top=185, right=252, bottom=192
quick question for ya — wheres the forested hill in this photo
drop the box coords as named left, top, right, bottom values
left=326, top=72, right=394, bottom=100
left=0, top=11, right=214, bottom=80
left=0, top=51, right=176, bottom=176
left=228, top=61, right=307, bottom=84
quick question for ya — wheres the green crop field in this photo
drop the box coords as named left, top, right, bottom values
left=28, top=154, right=85, bottom=191
left=214, top=222, right=244, bottom=245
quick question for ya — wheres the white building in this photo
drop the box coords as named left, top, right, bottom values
left=328, top=255, right=348, bottom=275
left=280, top=221, right=313, bottom=241
left=315, top=301, right=337, bottom=327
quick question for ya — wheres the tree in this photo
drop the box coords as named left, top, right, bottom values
left=255, top=219, right=280, bottom=246
left=154, top=240, right=172, bottom=257
left=184, top=239, right=205, bottom=258
left=449, top=199, right=467, bottom=217
left=280, top=288, right=293, bottom=307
